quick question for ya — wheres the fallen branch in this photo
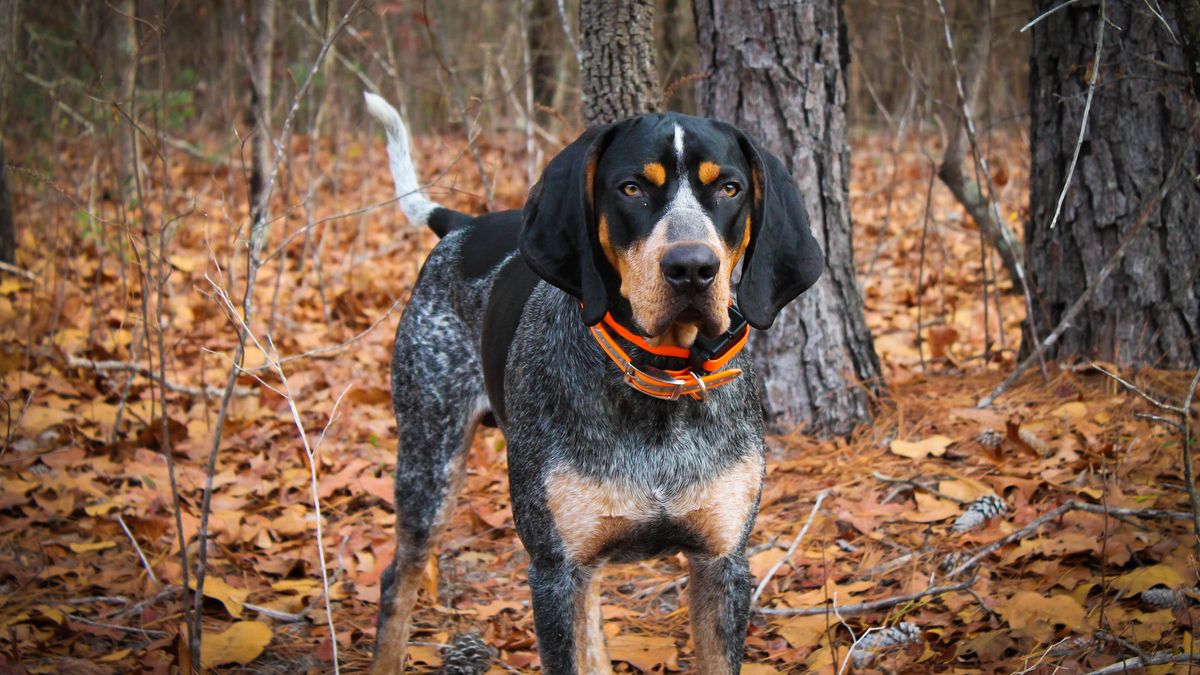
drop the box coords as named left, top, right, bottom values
left=66, top=355, right=252, bottom=398
left=1083, top=652, right=1200, bottom=674
left=0, top=261, right=35, bottom=280
left=752, top=489, right=830, bottom=605
left=945, top=499, right=1193, bottom=579
left=759, top=577, right=975, bottom=617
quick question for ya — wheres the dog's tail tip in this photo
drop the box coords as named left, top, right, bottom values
left=363, top=91, right=402, bottom=134
left=364, top=90, right=442, bottom=230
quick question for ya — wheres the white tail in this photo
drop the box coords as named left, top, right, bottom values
left=364, top=91, right=440, bottom=227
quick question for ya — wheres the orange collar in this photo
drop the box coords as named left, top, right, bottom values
left=588, top=313, right=749, bottom=401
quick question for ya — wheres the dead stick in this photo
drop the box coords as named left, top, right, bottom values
left=946, top=500, right=1192, bottom=578
left=1083, top=652, right=1200, bottom=675
left=758, top=578, right=974, bottom=617
left=116, top=514, right=159, bottom=587
left=67, top=355, right=252, bottom=398
left=65, top=613, right=167, bottom=638
left=752, top=490, right=830, bottom=605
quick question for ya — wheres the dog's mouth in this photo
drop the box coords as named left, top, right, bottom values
left=640, top=299, right=729, bottom=347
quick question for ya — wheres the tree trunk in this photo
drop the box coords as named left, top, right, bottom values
left=1027, top=1, right=1200, bottom=369
left=694, top=0, right=881, bottom=435
left=579, top=0, right=661, bottom=125
left=246, top=0, right=275, bottom=230
left=529, top=0, right=562, bottom=127
left=0, top=0, right=18, bottom=264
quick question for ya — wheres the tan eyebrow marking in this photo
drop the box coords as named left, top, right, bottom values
left=698, top=161, right=721, bottom=185
left=643, top=162, right=666, bottom=187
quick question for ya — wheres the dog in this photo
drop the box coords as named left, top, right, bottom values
left=364, top=91, right=823, bottom=674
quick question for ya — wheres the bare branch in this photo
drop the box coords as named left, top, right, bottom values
left=759, top=578, right=975, bottom=617
left=752, top=489, right=830, bottom=605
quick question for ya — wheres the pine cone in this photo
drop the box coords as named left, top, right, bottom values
left=437, top=632, right=492, bottom=675
left=977, top=427, right=1003, bottom=448
left=850, top=622, right=921, bottom=666
left=952, top=494, right=1008, bottom=533
left=1141, top=586, right=1185, bottom=609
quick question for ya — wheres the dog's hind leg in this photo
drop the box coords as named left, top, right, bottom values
left=371, top=309, right=487, bottom=674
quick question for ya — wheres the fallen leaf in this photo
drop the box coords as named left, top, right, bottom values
left=1109, top=564, right=1188, bottom=598
left=608, top=633, right=678, bottom=672
left=189, top=576, right=249, bottom=618
left=773, top=615, right=828, bottom=650
left=200, top=621, right=272, bottom=668
left=995, top=591, right=1089, bottom=643
left=473, top=599, right=524, bottom=620
left=748, top=547, right=787, bottom=579
left=903, top=491, right=960, bottom=523
left=890, top=435, right=953, bottom=459
left=69, top=541, right=116, bottom=553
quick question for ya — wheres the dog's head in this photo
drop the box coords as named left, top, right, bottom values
left=520, top=114, right=823, bottom=346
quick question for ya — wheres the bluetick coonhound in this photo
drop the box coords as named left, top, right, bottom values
left=364, top=92, right=823, bottom=674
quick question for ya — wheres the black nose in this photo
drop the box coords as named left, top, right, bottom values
left=660, top=243, right=719, bottom=295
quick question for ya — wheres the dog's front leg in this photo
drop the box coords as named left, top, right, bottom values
left=687, top=553, right=752, bottom=675
left=528, top=559, right=610, bottom=674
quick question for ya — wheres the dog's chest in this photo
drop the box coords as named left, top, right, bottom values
left=543, top=452, right=762, bottom=564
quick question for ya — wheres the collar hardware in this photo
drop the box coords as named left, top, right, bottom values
left=589, top=312, right=749, bottom=402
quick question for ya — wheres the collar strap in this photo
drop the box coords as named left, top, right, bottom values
left=589, top=313, right=749, bottom=402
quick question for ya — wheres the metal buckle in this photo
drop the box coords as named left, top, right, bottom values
left=623, top=361, right=686, bottom=400
left=691, top=370, right=708, bottom=402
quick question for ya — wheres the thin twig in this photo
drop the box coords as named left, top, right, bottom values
left=752, top=490, right=830, bottom=605
left=1020, top=0, right=1084, bottom=32
left=0, top=261, right=35, bottom=280
left=116, top=514, right=159, bottom=587
left=66, top=355, right=252, bottom=398
left=1047, top=0, right=1106, bottom=232
left=191, top=2, right=362, bottom=661
left=1091, top=364, right=1186, bottom=413
left=243, top=601, right=307, bottom=623
left=759, top=578, right=975, bottom=617
left=64, top=613, right=167, bottom=638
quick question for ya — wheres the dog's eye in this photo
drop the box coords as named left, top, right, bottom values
left=620, top=182, right=642, bottom=197
left=722, top=182, right=741, bottom=197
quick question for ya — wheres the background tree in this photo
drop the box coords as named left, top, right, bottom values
left=246, top=0, right=275, bottom=230
left=694, top=0, right=882, bottom=434
left=1027, top=1, right=1200, bottom=369
left=0, top=0, right=17, bottom=264
left=579, top=0, right=661, bottom=124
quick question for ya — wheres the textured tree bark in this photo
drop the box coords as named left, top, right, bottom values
left=1028, top=1, right=1200, bottom=369
left=529, top=0, right=563, bottom=125
left=579, top=0, right=661, bottom=125
left=694, top=0, right=882, bottom=434
left=246, top=0, right=275, bottom=230
left=1179, top=0, right=1200, bottom=98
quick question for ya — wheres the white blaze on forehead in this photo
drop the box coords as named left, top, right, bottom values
left=673, top=124, right=685, bottom=162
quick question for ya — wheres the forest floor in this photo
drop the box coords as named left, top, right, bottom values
left=0, top=122, right=1197, bottom=674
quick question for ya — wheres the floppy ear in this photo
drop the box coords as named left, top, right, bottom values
left=520, top=123, right=620, bottom=326
left=730, top=129, right=825, bottom=330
